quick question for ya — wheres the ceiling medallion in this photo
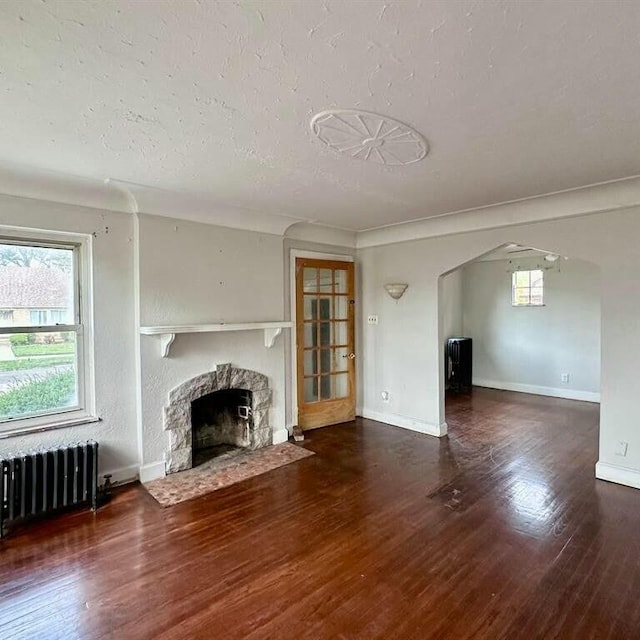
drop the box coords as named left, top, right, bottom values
left=310, top=109, right=428, bottom=165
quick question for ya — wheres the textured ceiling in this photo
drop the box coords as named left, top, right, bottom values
left=1, top=0, right=640, bottom=231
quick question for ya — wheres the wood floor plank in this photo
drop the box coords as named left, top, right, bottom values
left=1, top=388, right=639, bottom=639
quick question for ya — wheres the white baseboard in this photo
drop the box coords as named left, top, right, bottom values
left=272, top=428, right=290, bottom=445
left=595, top=461, right=640, bottom=490
left=139, top=461, right=165, bottom=483
left=360, top=409, right=447, bottom=437
left=473, top=378, right=600, bottom=403
left=102, top=464, right=139, bottom=486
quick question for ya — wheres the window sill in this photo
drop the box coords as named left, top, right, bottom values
left=0, top=415, right=101, bottom=439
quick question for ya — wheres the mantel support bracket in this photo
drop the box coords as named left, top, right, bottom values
left=154, top=326, right=286, bottom=357
left=264, top=327, right=282, bottom=349
left=160, top=333, right=176, bottom=358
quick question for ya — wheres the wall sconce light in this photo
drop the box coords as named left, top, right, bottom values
left=384, top=283, right=408, bottom=300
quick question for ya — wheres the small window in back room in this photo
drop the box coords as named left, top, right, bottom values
left=512, top=269, right=544, bottom=306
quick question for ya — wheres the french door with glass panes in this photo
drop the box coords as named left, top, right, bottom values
left=296, top=258, right=355, bottom=430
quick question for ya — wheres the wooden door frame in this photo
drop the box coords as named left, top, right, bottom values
left=289, top=250, right=355, bottom=429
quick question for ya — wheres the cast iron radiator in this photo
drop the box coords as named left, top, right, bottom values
left=0, top=441, right=98, bottom=538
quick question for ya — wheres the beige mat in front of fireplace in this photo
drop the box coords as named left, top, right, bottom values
left=143, top=443, right=315, bottom=507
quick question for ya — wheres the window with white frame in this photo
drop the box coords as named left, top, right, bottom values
left=0, top=235, right=94, bottom=432
left=512, top=269, right=544, bottom=306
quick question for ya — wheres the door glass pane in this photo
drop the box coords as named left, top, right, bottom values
left=303, top=322, right=316, bottom=346
left=319, top=375, right=332, bottom=400
left=303, top=296, right=315, bottom=320
left=333, top=373, right=349, bottom=399
left=318, top=297, right=331, bottom=320
left=319, top=348, right=331, bottom=375
left=332, top=321, right=348, bottom=346
left=334, top=269, right=348, bottom=294
left=318, top=299, right=331, bottom=347
left=334, top=347, right=348, bottom=371
left=303, top=268, right=317, bottom=293
left=334, top=296, right=348, bottom=320
left=319, top=269, right=332, bottom=293
left=304, top=377, right=318, bottom=402
left=303, top=350, right=316, bottom=376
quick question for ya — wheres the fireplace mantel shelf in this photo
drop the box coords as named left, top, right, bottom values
left=140, top=322, right=293, bottom=357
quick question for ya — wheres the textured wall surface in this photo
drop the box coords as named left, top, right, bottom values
left=0, top=194, right=138, bottom=481
left=359, top=207, right=639, bottom=479
left=461, top=257, right=600, bottom=397
left=136, top=214, right=287, bottom=468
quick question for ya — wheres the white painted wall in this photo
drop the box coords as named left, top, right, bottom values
left=0, top=194, right=138, bottom=482
left=136, top=214, right=289, bottom=471
left=461, top=257, right=600, bottom=401
left=440, top=269, right=464, bottom=392
left=0, top=191, right=637, bottom=493
left=358, top=207, right=640, bottom=488
left=441, top=270, right=463, bottom=341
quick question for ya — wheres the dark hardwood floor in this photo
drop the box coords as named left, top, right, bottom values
left=2, top=388, right=640, bottom=639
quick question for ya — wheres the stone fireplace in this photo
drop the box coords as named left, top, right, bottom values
left=163, top=363, right=272, bottom=474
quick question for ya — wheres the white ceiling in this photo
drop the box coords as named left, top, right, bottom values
left=1, top=0, right=640, bottom=232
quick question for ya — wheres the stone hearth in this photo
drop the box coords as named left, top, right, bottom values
left=163, top=363, right=272, bottom=474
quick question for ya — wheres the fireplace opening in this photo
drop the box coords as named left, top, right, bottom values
left=191, top=388, right=253, bottom=467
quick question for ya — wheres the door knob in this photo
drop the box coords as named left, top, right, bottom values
left=342, top=352, right=356, bottom=359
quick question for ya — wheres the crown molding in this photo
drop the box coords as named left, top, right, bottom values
left=0, top=164, right=306, bottom=237
left=284, top=221, right=357, bottom=248
left=356, top=175, right=640, bottom=248
left=2, top=163, right=639, bottom=247
left=0, top=163, right=132, bottom=214
left=106, top=179, right=305, bottom=237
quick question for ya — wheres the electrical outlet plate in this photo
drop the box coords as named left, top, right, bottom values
left=367, top=315, right=379, bottom=325
left=561, top=373, right=569, bottom=383
left=381, top=391, right=389, bottom=402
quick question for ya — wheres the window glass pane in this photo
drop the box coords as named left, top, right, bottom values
left=0, top=331, right=78, bottom=422
left=334, top=296, right=348, bottom=320
left=303, top=377, right=318, bottom=402
left=333, top=373, right=349, bottom=399
left=332, top=321, right=348, bottom=346
left=513, top=288, right=530, bottom=305
left=530, top=270, right=544, bottom=288
left=319, top=269, right=332, bottom=293
left=512, top=269, right=544, bottom=306
left=0, top=243, right=75, bottom=327
left=0, top=310, right=13, bottom=327
left=303, top=268, right=317, bottom=293
left=334, top=269, right=348, bottom=294
left=530, top=288, right=544, bottom=305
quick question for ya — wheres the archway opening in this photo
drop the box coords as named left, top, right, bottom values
left=438, top=242, right=601, bottom=433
